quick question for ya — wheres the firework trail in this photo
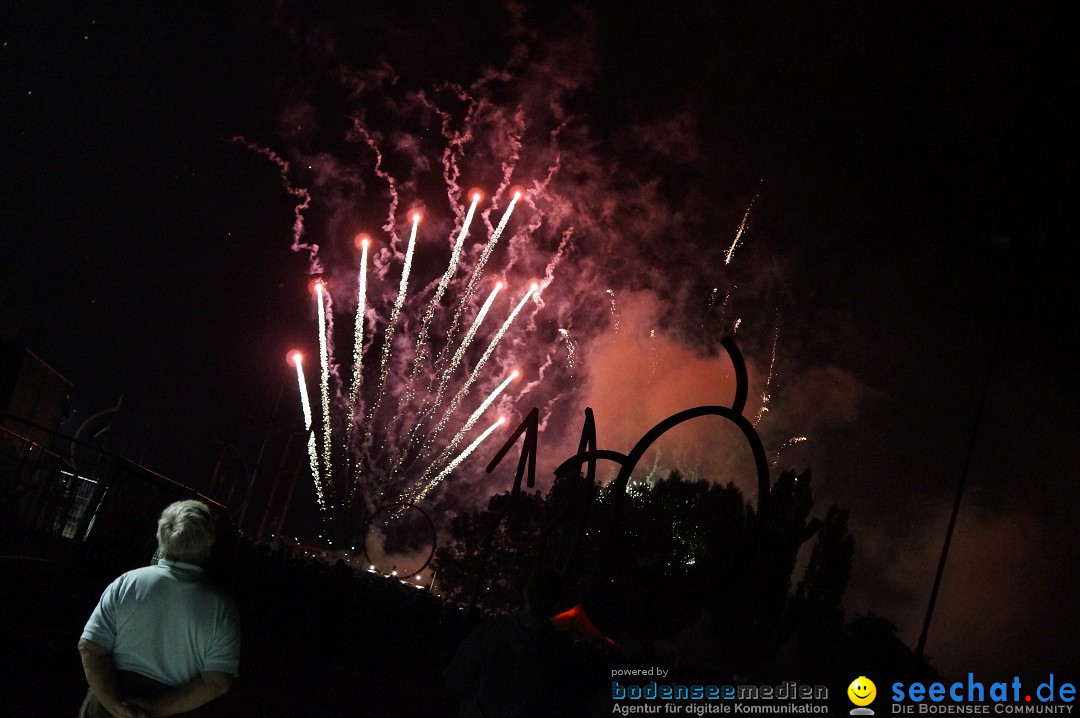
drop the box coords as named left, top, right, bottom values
left=352, top=123, right=401, bottom=245
left=437, top=190, right=522, bottom=365
left=418, top=83, right=481, bottom=227
left=388, top=281, right=504, bottom=479
left=753, top=309, right=782, bottom=426
left=705, top=287, right=719, bottom=318
left=409, top=370, right=518, bottom=498
left=558, top=328, right=576, bottom=375
left=410, top=191, right=481, bottom=381
left=643, top=450, right=663, bottom=484
left=227, top=137, right=314, bottom=258
left=411, top=417, right=506, bottom=504
left=346, top=236, right=370, bottom=504
left=724, top=183, right=761, bottom=266
left=648, top=329, right=660, bottom=384
left=704, top=285, right=737, bottom=353
left=290, top=352, right=326, bottom=513
left=425, top=284, right=538, bottom=452
left=474, top=108, right=524, bottom=255
left=314, top=281, right=334, bottom=501
left=348, top=235, right=370, bottom=426
left=469, top=190, right=522, bottom=297
left=266, top=86, right=585, bottom=528
left=606, top=289, right=620, bottom=337
left=363, top=213, right=420, bottom=453
left=527, top=226, right=574, bottom=321
left=771, top=436, right=808, bottom=469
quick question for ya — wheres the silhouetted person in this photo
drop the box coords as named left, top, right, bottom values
left=445, top=568, right=576, bottom=717
left=77, top=500, right=240, bottom=717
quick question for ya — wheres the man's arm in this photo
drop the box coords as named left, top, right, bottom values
left=77, top=639, right=148, bottom=718
left=126, top=671, right=234, bottom=717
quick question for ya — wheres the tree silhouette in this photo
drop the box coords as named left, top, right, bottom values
left=434, top=488, right=547, bottom=613
left=432, top=466, right=872, bottom=678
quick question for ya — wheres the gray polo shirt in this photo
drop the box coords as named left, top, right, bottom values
left=81, top=559, right=240, bottom=686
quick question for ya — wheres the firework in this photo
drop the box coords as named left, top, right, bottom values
left=648, top=328, right=658, bottom=384
left=388, top=280, right=504, bottom=479
left=363, top=212, right=420, bottom=454
left=754, top=310, right=781, bottom=426
left=410, top=370, right=519, bottom=498
left=771, top=436, right=808, bottom=469
left=606, top=289, right=620, bottom=337
left=348, top=234, right=370, bottom=424
left=426, top=284, right=538, bottom=448
left=284, top=159, right=550, bottom=530
left=411, top=417, right=506, bottom=504
left=288, top=351, right=326, bottom=512
left=434, top=282, right=503, bottom=410
left=411, top=191, right=482, bottom=380
left=558, top=328, right=576, bottom=375
left=724, top=184, right=761, bottom=265
left=438, top=190, right=522, bottom=361
left=314, top=281, right=333, bottom=501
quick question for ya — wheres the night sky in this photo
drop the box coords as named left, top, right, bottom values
left=2, top=1, right=1076, bottom=679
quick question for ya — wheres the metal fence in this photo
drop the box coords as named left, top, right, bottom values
left=0, top=414, right=221, bottom=559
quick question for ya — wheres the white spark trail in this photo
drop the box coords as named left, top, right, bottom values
left=389, top=281, right=503, bottom=479
left=558, top=328, right=576, bottom=375
left=411, top=418, right=505, bottom=504
left=754, top=311, right=781, bottom=426
left=432, top=282, right=502, bottom=411
left=346, top=239, right=369, bottom=505
left=417, top=370, right=518, bottom=489
left=606, top=289, right=620, bottom=336
left=348, top=239, right=369, bottom=426
left=772, top=436, right=808, bottom=469
left=648, top=328, right=659, bottom=384
left=440, top=192, right=521, bottom=360
left=315, top=282, right=333, bottom=500
left=411, top=193, right=480, bottom=377
left=293, top=356, right=326, bottom=512
left=365, top=214, right=419, bottom=451
left=725, top=187, right=761, bottom=265
left=428, top=285, right=536, bottom=445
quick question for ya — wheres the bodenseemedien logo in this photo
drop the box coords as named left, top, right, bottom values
left=849, top=676, right=878, bottom=715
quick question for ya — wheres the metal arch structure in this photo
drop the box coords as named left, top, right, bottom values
left=466, top=334, right=822, bottom=608
left=468, top=407, right=540, bottom=614
left=555, top=335, right=769, bottom=522
left=545, top=334, right=821, bottom=583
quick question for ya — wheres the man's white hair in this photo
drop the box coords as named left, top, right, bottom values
left=156, top=499, right=215, bottom=564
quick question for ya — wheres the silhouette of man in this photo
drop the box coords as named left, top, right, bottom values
left=445, top=568, right=575, bottom=717
left=77, top=500, right=240, bottom=717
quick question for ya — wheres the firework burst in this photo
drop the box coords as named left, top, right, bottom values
left=270, top=119, right=568, bottom=539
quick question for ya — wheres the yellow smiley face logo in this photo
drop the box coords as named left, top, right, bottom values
left=848, top=676, right=877, bottom=706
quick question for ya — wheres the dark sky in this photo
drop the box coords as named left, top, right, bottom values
left=2, top=1, right=1076, bottom=679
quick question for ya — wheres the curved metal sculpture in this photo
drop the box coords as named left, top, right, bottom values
left=361, top=501, right=437, bottom=577
left=469, top=334, right=821, bottom=607
left=555, top=335, right=768, bottom=517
